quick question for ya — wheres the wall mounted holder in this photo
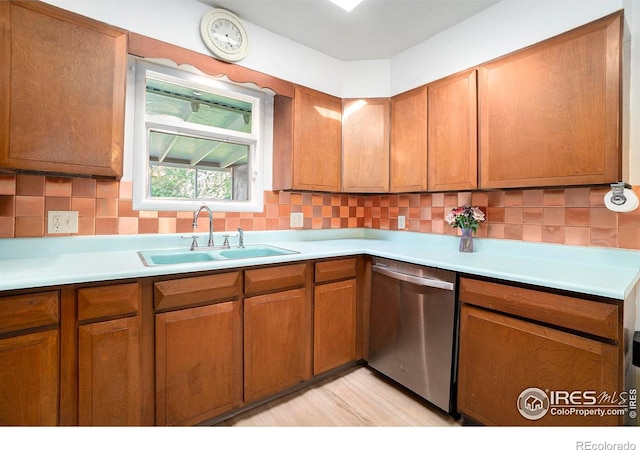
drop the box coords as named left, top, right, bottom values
left=604, top=182, right=639, bottom=212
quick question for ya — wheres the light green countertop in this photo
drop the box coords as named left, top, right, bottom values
left=0, top=228, right=638, bottom=299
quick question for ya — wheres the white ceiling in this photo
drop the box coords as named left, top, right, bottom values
left=198, top=0, right=499, bottom=61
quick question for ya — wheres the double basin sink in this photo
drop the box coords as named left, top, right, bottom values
left=138, top=244, right=298, bottom=266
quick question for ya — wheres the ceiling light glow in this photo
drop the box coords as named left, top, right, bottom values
left=329, top=0, right=364, bottom=13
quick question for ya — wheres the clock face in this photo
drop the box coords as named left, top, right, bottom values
left=200, top=9, right=249, bottom=62
left=211, top=19, right=243, bottom=53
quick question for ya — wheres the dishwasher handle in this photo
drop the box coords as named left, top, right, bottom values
left=373, top=265, right=454, bottom=291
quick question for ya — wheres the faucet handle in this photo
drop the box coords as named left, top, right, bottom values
left=181, top=235, right=199, bottom=251
left=222, top=234, right=231, bottom=248
left=237, top=227, right=244, bottom=248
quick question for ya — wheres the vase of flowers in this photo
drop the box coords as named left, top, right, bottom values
left=445, top=205, right=486, bottom=253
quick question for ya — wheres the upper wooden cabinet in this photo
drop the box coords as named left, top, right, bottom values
left=390, top=86, right=428, bottom=193
left=342, top=98, right=390, bottom=192
left=428, top=69, right=478, bottom=191
left=0, top=1, right=127, bottom=178
left=273, top=85, right=342, bottom=192
left=478, top=12, right=622, bottom=189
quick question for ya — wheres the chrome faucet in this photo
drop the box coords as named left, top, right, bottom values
left=192, top=205, right=214, bottom=247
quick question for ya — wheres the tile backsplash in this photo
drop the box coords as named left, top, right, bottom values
left=0, top=174, right=639, bottom=250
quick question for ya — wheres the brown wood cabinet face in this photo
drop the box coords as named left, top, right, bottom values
left=342, top=98, right=390, bottom=193
left=154, top=271, right=241, bottom=312
left=244, top=263, right=308, bottom=296
left=390, top=86, right=428, bottom=193
left=244, top=288, right=312, bottom=403
left=155, top=301, right=243, bottom=426
left=0, top=329, right=59, bottom=425
left=478, top=12, right=622, bottom=189
left=78, top=317, right=142, bottom=425
left=77, top=283, right=139, bottom=322
left=459, top=278, right=620, bottom=342
left=2, top=1, right=126, bottom=178
left=457, top=304, right=620, bottom=426
left=315, top=257, right=358, bottom=284
left=0, top=290, right=59, bottom=334
left=273, top=85, right=342, bottom=192
left=313, top=279, right=357, bottom=375
left=427, top=69, right=478, bottom=191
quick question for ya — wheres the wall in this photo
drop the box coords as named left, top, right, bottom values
left=1, top=174, right=639, bottom=251
left=2, top=0, right=637, bottom=252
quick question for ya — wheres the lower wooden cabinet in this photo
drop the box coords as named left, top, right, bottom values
left=457, top=277, right=622, bottom=426
left=0, top=329, right=59, bottom=425
left=78, top=317, right=141, bottom=425
left=313, top=258, right=358, bottom=375
left=244, top=288, right=312, bottom=403
left=75, top=282, right=143, bottom=426
left=0, top=290, right=59, bottom=425
left=155, top=301, right=243, bottom=426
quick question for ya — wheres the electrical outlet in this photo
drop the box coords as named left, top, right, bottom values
left=48, top=211, right=78, bottom=234
left=398, top=215, right=406, bottom=229
left=290, top=212, right=304, bottom=228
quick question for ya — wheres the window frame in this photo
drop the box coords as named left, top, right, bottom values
left=132, top=58, right=271, bottom=212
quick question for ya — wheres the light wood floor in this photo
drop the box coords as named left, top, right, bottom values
left=220, top=366, right=462, bottom=427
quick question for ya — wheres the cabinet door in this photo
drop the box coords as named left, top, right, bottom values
left=478, top=12, right=621, bottom=189
left=313, top=279, right=357, bottom=375
left=292, top=85, right=342, bottom=192
left=78, top=317, right=141, bottom=425
left=457, top=304, right=620, bottom=426
left=3, top=1, right=126, bottom=178
left=428, top=69, right=477, bottom=191
left=390, top=86, right=428, bottom=193
left=342, top=98, right=390, bottom=192
left=0, top=329, right=58, bottom=425
left=155, top=301, right=243, bottom=426
left=244, top=288, right=312, bottom=403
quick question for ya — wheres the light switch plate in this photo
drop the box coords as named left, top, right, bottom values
left=398, top=215, right=406, bottom=229
left=290, top=212, right=303, bottom=228
left=48, top=211, right=78, bottom=234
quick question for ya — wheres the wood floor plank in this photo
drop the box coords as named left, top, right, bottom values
left=222, top=366, right=461, bottom=427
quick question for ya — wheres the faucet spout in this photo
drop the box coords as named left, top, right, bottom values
left=193, top=205, right=214, bottom=247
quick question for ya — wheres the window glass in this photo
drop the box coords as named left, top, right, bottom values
left=132, top=58, right=270, bottom=212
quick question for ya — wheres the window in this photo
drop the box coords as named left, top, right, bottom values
left=132, top=58, right=272, bottom=212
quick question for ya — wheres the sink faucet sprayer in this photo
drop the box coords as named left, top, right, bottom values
left=193, top=205, right=214, bottom=247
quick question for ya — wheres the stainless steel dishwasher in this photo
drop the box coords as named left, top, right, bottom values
left=368, top=257, right=457, bottom=414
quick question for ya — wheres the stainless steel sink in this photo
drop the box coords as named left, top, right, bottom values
left=138, top=244, right=298, bottom=266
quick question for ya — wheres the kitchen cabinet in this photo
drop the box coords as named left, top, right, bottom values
left=0, top=1, right=127, bottom=178
left=313, top=258, right=358, bottom=375
left=390, top=86, right=428, bottom=193
left=478, top=11, right=622, bottom=189
left=244, top=263, right=313, bottom=403
left=0, top=290, right=59, bottom=425
left=154, top=272, right=242, bottom=426
left=457, top=277, right=622, bottom=426
left=342, top=99, right=390, bottom=192
left=76, top=283, right=141, bottom=426
left=273, top=85, right=342, bottom=192
left=427, top=69, right=477, bottom=191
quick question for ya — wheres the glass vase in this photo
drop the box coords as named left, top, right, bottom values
left=459, top=228, right=474, bottom=253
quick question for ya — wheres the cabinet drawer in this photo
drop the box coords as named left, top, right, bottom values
left=315, top=258, right=357, bottom=284
left=0, top=291, right=59, bottom=335
left=459, top=278, right=619, bottom=341
left=245, top=263, right=309, bottom=296
left=154, top=271, right=241, bottom=312
left=77, top=283, right=139, bottom=322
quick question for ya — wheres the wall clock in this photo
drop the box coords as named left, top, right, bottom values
left=200, top=8, right=249, bottom=62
